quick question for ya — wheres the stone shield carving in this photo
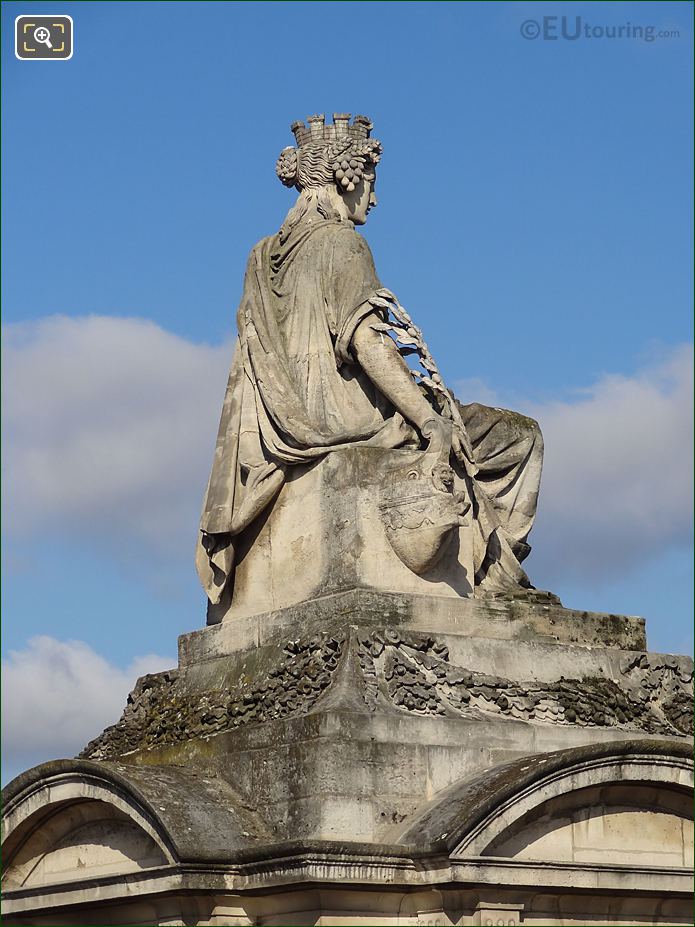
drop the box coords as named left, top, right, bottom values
left=379, top=423, right=469, bottom=575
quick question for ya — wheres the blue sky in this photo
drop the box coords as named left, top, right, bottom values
left=2, top=1, right=693, bottom=782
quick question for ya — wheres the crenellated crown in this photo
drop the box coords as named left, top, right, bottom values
left=290, top=113, right=374, bottom=148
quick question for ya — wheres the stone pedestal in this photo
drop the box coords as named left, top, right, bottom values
left=209, top=448, right=474, bottom=624
left=74, top=589, right=691, bottom=845
left=2, top=586, right=693, bottom=924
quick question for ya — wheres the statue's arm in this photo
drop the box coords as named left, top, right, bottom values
left=352, top=313, right=463, bottom=459
left=330, top=229, right=472, bottom=466
left=352, top=313, right=436, bottom=432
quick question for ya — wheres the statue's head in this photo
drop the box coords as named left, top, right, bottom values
left=276, top=114, right=382, bottom=226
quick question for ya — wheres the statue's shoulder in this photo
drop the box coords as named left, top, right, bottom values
left=249, top=234, right=274, bottom=255
left=241, top=235, right=274, bottom=272
left=317, top=221, right=373, bottom=257
left=248, top=223, right=372, bottom=275
left=325, top=220, right=365, bottom=241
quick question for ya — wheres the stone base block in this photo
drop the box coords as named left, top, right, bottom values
left=188, top=588, right=647, bottom=665
left=3, top=591, right=692, bottom=925
left=78, top=591, right=690, bottom=846
left=210, top=447, right=475, bottom=623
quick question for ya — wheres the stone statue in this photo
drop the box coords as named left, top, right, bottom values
left=7, top=118, right=691, bottom=927
left=196, top=114, right=544, bottom=615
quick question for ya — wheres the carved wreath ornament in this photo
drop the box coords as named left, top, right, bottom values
left=82, top=631, right=692, bottom=761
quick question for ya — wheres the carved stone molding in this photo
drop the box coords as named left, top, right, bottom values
left=620, top=653, right=694, bottom=735
left=356, top=631, right=693, bottom=736
left=81, top=635, right=344, bottom=760
left=81, top=630, right=693, bottom=762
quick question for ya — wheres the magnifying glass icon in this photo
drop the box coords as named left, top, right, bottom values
left=34, top=26, right=53, bottom=49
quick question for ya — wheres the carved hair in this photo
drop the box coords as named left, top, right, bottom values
left=276, top=138, right=382, bottom=193
left=276, top=113, right=382, bottom=193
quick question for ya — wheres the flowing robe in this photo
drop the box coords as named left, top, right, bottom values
left=197, top=216, right=543, bottom=604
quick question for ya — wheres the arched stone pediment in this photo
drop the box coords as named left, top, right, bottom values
left=2, top=764, right=176, bottom=891
left=3, top=800, right=168, bottom=889
left=2, top=758, right=270, bottom=894
left=482, top=781, right=692, bottom=866
left=393, top=739, right=694, bottom=864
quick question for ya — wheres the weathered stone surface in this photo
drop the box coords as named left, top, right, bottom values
left=393, top=738, right=694, bottom=853
left=2, top=760, right=269, bottom=867
left=2, top=741, right=692, bottom=926
left=70, top=595, right=692, bottom=858
left=208, top=448, right=475, bottom=624
left=4, top=608, right=692, bottom=925
left=186, top=588, right=647, bottom=665
left=80, top=634, right=345, bottom=760
left=81, top=623, right=692, bottom=766
left=198, top=113, right=544, bottom=611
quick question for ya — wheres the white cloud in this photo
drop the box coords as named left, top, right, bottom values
left=1, top=636, right=173, bottom=784
left=524, top=344, right=693, bottom=584
left=453, top=376, right=500, bottom=408
left=2, top=315, right=232, bottom=556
